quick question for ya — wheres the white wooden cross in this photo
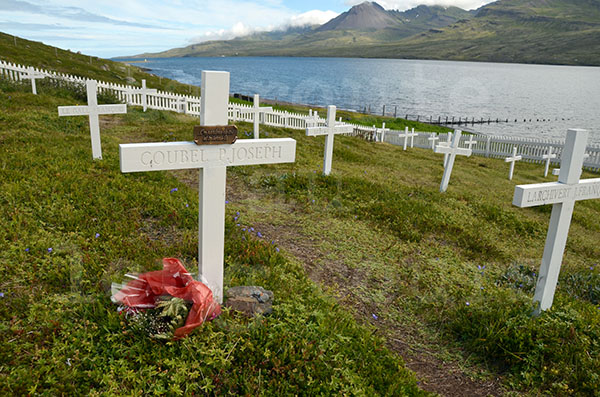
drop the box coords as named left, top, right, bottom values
left=22, top=67, right=46, bottom=95
left=247, top=94, right=273, bottom=139
left=119, top=71, right=296, bottom=303
left=439, top=132, right=452, bottom=168
left=126, top=79, right=157, bottom=112
left=428, top=133, right=439, bottom=150
left=434, top=130, right=472, bottom=192
left=464, top=135, right=477, bottom=150
left=58, top=80, right=127, bottom=160
left=543, top=146, right=557, bottom=177
left=306, top=105, right=353, bottom=176
left=505, top=146, right=522, bottom=180
left=377, top=123, right=389, bottom=143
left=400, top=127, right=418, bottom=150
left=513, top=129, right=600, bottom=315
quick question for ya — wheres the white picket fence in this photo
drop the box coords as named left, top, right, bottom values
left=1, top=59, right=599, bottom=172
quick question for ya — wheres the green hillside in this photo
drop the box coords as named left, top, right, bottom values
left=135, top=0, right=600, bottom=66
left=2, top=36, right=600, bottom=395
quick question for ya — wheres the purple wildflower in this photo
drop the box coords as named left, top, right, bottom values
left=275, top=247, right=280, bottom=252
left=372, top=313, right=378, bottom=320
left=225, top=200, right=229, bottom=204
left=311, top=199, right=315, bottom=204
left=95, top=233, right=100, bottom=238
left=47, top=248, right=53, bottom=253
left=236, top=223, right=240, bottom=227
left=25, top=248, right=29, bottom=252
left=170, top=188, right=178, bottom=193
left=250, top=227, right=254, bottom=232
left=0, top=292, right=4, bottom=298
left=185, top=203, right=189, bottom=208
left=466, top=302, right=470, bottom=306
left=257, top=232, right=263, bottom=238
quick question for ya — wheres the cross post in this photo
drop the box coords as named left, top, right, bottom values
left=58, top=80, right=127, bottom=160
left=401, top=127, right=418, bottom=150
left=23, top=67, right=46, bottom=95
left=428, top=133, right=439, bottom=150
left=513, top=129, right=600, bottom=315
left=434, top=130, right=472, bottom=192
left=119, top=71, right=296, bottom=303
left=126, top=79, right=157, bottom=112
left=377, top=123, right=389, bottom=143
left=247, top=94, right=273, bottom=139
left=306, top=105, right=353, bottom=175
left=505, top=146, right=522, bottom=180
left=543, top=146, right=557, bottom=177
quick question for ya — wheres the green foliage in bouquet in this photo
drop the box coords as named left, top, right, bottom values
left=128, top=297, right=190, bottom=340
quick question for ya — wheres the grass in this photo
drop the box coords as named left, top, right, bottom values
left=2, top=38, right=600, bottom=395
left=0, top=79, right=427, bottom=395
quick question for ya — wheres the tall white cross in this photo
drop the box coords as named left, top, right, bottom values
left=434, top=130, right=472, bottom=193
left=428, top=133, right=439, bottom=150
left=22, top=67, right=46, bottom=95
left=439, top=132, right=453, bottom=168
left=58, top=80, right=127, bottom=160
left=119, top=71, right=296, bottom=303
left=513, top=129, right=600, bottom=315
left=247, top=94, right=273, bottom=139
left=126, top=79, right=157, bottom=112
left=400, top=127, right=418, bottom=150
left=505, top=146, right=522, bottom=180
left=542, top=146, right=557, bottom=177
left=306, top=105, right=353, bottom=176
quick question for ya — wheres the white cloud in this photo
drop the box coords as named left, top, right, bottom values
left=189, top=9, right=339, bottom=43
left=344, top=0, right=495, bottom=11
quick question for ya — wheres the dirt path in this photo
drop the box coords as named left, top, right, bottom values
left=175, top=171, right=509, bottom=397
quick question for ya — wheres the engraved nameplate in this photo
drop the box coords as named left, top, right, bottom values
left=194, top=125, right=238, bottom=145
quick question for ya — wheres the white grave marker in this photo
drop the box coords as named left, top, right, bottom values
left=306, top=105, right=353, bottom=176
left=119, top=71, right=296, bottom=303
left=126, top=79, right=157, bottom=112
left=377, top=123, right=389, bottom=143
left=439, top=132, right=452, bottom=168
left=247, top=94, right=273, bottom=139
left=542, top=146, right=557, bottom=177
left=513, top=129, right=600, bottom=314
left=400, top=127, right=418, bottom=150
left=505, top=146, right=522, bottom=180
left=465, top=135, right=477, bottom=150
left=58, top=80, right=127, bottom=160
left=434, top=130, right=472, bottom=193
left=22, top=67, right=46, bottom=95
left=428, top=133, right=439, bottom=150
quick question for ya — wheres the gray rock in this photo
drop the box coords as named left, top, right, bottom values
left=126, top=76, right=137, bottom=84
left=225, top=286, right=274, bottom=316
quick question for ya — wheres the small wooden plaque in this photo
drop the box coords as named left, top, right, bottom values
left=194, top=125, right=238, bottom=145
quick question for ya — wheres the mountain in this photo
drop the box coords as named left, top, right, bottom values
left=317, top=2, right=399, bottom=31
left=130, top=0, right=600, bottom=66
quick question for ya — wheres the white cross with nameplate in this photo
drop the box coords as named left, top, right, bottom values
left=126, top=79, right=157, bottom=112
left=428, top=133, right=439, bottom=150
left=22, top=67, right=46, bottom=95
left=542, top=146, right=557, bottom=177
left=119, top=71, right=296, bottom=303
left=400, top=127, right=418, bottom=150
left=513, top=129, right=600, bottom=315
left=246, top=94, right=273, bottom=139
left=58, top=80, right=127, bottom=160
left=306, top=105, right=353, bottom=176
left=505, top=146, right=522, bottom=180
left=434, top=130, right=472, bottom=192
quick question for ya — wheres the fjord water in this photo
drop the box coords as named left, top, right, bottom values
left=132, top=57, right=600, bottom=143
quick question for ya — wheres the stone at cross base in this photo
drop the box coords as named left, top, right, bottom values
left=512, top=129, right=600, bottom=315
left=225, top=286, right=274, bottom=316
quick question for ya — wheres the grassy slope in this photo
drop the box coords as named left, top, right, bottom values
left=1, top=37, right=600, bottom=395
left=0, top=79, right=427, bottom=396
left=134, top=0, right=600, bottom=66
left=0, top=32, right=197, bottom=96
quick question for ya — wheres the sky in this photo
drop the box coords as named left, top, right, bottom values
left=0, top=0, right=494, bottom=58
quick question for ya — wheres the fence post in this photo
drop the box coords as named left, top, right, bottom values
left=485, top=136, right=491, bottom=158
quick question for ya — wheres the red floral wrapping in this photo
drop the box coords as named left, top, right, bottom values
left=113, top=258, right=221, bottom=337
